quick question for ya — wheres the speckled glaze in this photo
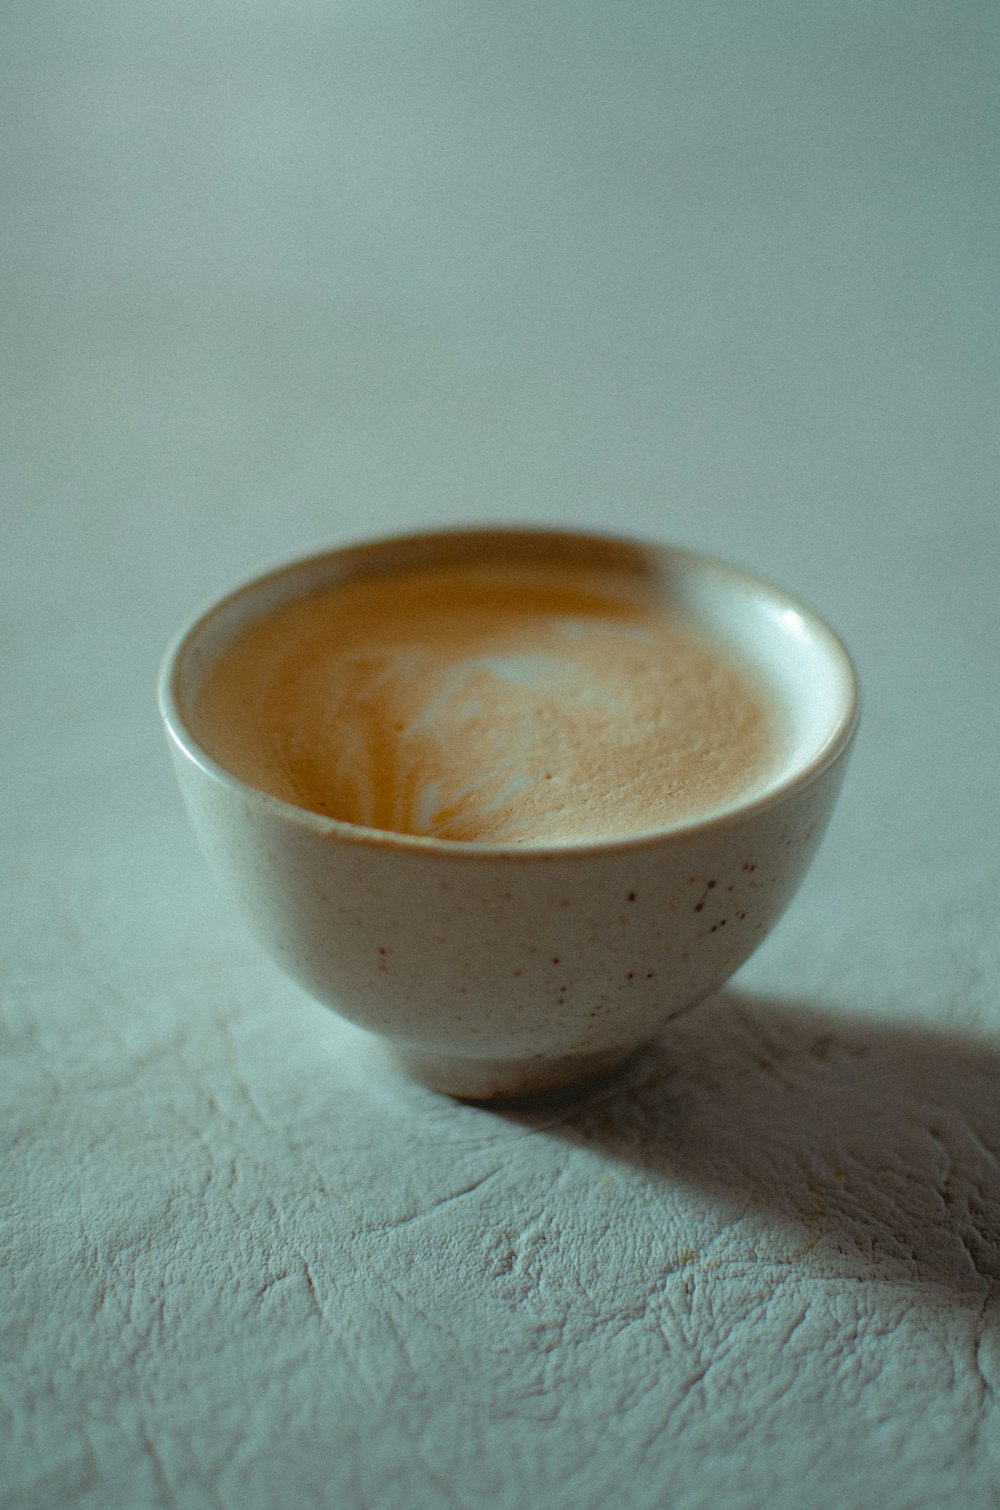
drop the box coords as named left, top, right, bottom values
left=159, top=528, right=859, bottom=1100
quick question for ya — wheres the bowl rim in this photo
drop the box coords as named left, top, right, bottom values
left=157, top=523, right=860, bottom=860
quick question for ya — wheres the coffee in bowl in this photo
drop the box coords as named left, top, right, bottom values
left=192, top=558, right=784, bottom=845
left=160, top=528, right=858, bottom=1101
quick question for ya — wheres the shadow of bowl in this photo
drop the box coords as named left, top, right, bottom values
left=502, top=988, right=1000, bottom=1294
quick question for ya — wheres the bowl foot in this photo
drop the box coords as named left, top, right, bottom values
left=382, top=1040, right=642, bottom=1103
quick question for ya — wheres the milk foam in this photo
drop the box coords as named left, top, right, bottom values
left=193, top=562, right=782, bottom=843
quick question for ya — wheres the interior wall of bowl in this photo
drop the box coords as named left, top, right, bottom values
left=664, top=557, right=858, bottom=787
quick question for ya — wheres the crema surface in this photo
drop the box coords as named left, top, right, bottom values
left=193, top=563, right=781, bottom=844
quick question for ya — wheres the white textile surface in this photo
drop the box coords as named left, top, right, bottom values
left=3, top=3, right=999, bottom=1507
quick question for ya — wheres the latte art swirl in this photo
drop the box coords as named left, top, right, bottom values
left=193, top=563, right=782, bottom=844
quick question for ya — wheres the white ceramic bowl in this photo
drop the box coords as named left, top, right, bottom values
left=158, top=527, right=859, bottom=1100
